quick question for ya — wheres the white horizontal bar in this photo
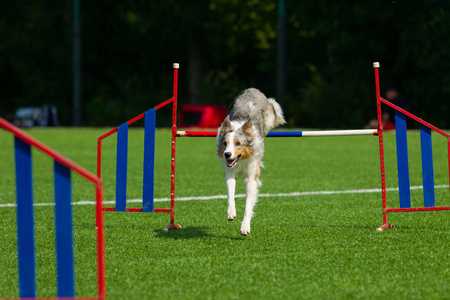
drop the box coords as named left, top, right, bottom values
left=301, top=129, right=377, bottom=137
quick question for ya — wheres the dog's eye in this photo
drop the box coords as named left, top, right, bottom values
left=223, top=141, right=227, bottom=146
left=235, top=141, right=241, bottom=146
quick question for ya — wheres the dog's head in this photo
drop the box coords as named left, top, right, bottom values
left=216, top=116, right=253, bottom=168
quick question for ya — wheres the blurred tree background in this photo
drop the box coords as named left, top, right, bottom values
left=1, top=0, right=449, bottom=128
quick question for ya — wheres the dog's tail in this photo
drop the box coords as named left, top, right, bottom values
left=268, top=98, right=287, bottom=127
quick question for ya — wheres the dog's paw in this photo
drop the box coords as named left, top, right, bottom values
left=227, top=209, right=236, bottom=221
left=240, top=221, right=251, bottom=236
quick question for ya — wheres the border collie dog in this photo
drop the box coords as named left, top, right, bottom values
left=216, top=88, right=286, bottom=235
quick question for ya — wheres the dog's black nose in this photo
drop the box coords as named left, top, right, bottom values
left=224, top=152, right=231, bottom=159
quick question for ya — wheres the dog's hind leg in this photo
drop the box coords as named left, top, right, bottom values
left=225, top=172, right=237, bottom=221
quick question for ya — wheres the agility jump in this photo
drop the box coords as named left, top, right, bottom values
left=97, top=64, right=181, bottom=231
left=96, top=63, right=378, bottom=231
left=0, top=118, right=106, bottom=300
left=97, top=62, right=449, bottom=231
left=373, top=62, right=450, bottom=230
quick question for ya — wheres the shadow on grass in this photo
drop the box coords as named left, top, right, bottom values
left=154, top=226, right=244, bottom=241
left=154, top=226, right=210, bottom=239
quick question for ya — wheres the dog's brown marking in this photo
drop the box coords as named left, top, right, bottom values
left=255, top=160, right=261, bottom=181
left=234, top=142, right=252, bottom=160
left=234, top=139, right=240, bottom=146
left=218, top=137, right=228, bottom=157
left=218, top=147, right=224, bottom=158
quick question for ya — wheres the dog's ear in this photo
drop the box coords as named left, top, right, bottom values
left=221, top=116, right=232, bottom=132
left=241, top=119, right=252, bottom=136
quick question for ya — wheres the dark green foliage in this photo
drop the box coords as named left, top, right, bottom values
left=1, top=1, right=450, bottom=127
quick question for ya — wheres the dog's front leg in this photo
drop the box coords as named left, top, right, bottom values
left=241, top=177, right=258, bottom=236
left=225, top=172, right=236, bottom=221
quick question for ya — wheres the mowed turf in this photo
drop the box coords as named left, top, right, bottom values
left=1, top=126, right=450, bottom=299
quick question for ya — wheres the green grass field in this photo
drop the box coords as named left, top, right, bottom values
left=1, top=127, right=450, bottom=299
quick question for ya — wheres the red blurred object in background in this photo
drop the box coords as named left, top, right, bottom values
left=179, top=104, right=227, bottom=128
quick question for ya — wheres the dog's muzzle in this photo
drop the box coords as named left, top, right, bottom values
left=225, top=153, right=241, bottom=168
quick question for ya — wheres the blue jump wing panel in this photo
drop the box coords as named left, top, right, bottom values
left=116, top=123, right=129, bottom=211
left=14, top=137, right=36, bottom=298
left=395, top=111, right=411, bottom=208
left=420, top=125, right=435, bottom=207
left=142, top=108, right=156, bottom=212
left=54, top=161, right=75, bottom=297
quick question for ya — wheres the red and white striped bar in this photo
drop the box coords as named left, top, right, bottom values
left=176, top=129, right=378, bottom=138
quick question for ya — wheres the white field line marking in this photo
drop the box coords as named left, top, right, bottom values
left=0, top=185, right=448, bottom=208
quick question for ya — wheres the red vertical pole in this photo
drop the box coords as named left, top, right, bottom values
left=171, top=64, right=178, bottom=224
left=97, top=139, right=102, bottom=178
left=95, top=180, right=106, bottom=300
left=165, top=63, right=181, bottom=231
left=374, top=62, right=392, bottom=231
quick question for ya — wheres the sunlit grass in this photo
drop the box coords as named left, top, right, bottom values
left=1, top=128, right=449, bottom=299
